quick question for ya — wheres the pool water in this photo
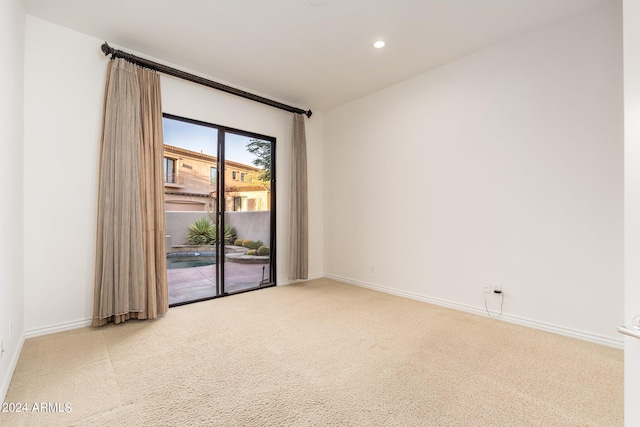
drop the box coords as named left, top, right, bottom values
left=166, top=252, right=216, bottom=269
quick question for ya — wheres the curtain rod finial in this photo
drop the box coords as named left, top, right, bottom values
left=306, top=110, right=313, bottom=118
left=101, top=42, right=113, bottom=57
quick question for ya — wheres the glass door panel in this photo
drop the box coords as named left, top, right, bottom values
left=163, top=117, right=220, bottom=306
left=221, top=132, right=274, bottom=294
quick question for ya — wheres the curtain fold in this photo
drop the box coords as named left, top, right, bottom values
left=93, top=58, right=168, bottom=327
left=288, top=113, right=309, bottom=280
left=137, top=66, right=169, bottom=318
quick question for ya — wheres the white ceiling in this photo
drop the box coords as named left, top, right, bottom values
left=25, top=0, right=611, bottom=112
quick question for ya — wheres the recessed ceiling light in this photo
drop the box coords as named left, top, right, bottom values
left=373, top=40, right=385, bottom=49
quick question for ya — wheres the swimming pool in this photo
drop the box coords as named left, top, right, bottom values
left=166, top=252, right=216, bottom=269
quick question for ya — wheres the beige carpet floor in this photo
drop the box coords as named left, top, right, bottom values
left=1, top=278, right=623, bottom=426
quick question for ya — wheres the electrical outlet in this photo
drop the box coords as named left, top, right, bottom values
left=483, top=284, right=491, bottom=293
left=493, top=284, right=502, bottom=293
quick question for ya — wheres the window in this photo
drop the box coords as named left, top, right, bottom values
left=210, top=167, right=217, bottom=185
left=163, top=157, right=176, bottom=183
left=241, top=173, right=245, bottom=182
left=234, top=196, right=247, bottom=211
left=232, top=171, right=238, bottom=180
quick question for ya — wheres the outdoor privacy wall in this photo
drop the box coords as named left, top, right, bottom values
left=324, top=1, right=623, bottom=344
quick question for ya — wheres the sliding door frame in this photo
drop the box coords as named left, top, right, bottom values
left=163, top=113, right=277, bottom=303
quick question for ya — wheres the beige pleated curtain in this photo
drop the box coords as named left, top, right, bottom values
left=93, top=58, right=168, bottom=327
left=288, top=113, right=309, bottom=280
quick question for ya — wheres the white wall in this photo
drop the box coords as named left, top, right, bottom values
left=0, top=0, right=25, bottom=401
left=623, top=0, right=640, bottom=423
left=324, top=1, right=623, bottom=345
left=23, top=16, right=324, bottom=333
left=24, top=17, right=104, bottom=334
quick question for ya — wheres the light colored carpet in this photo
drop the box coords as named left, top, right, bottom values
left=1, top=278, right=623, bottom=426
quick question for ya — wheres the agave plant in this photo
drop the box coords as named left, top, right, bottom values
left=204, top=224, right=237, bottom=244
left=223, top=225, right=237, bottom=245
left=186, top=218, right=215, bottom=245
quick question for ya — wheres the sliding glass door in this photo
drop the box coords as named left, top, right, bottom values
left=220, top=132, right=275, bottom=294
left=162, top=114, right=275, bottom=306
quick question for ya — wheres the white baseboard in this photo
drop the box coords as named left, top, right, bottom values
left=1, top=331, right=25, bottom=403
left=324, top=273, right=624, bottom=350
left=21, top=277, right=329, bottom=338
left=17, top=272, right=623, bottom=350
left=277, top=272, right=324, bottom=286
left=22, top=276, right=326, bottom=338
left=25, top=319, right=92, bottom=339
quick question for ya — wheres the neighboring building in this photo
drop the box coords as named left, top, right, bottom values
left=163, top=144, right=270, bottom=212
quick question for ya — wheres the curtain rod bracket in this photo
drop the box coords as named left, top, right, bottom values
left=99, top=42, right=312, bottom=118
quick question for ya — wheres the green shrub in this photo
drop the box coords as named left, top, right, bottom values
left=223, top=225, right=237, bottom=245
left=186, top=218, right=215, bottom=245
left=246, top=249, right=258, bottom=256
left=257, top=246, right=270, bottom=256
left=242, top=240, right=263, bottom=250
left=186, top=219, right=236, bottom=245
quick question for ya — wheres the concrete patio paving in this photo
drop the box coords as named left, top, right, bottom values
left=167, top=260, right=272, bottom=305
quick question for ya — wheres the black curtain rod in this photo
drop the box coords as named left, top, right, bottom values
left=101, top=42, right=312, bottom=118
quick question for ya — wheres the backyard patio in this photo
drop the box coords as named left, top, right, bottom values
left=167, top=260, right=271, bottom=305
